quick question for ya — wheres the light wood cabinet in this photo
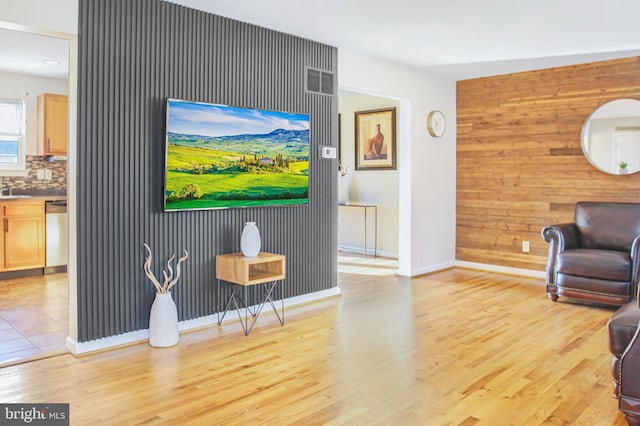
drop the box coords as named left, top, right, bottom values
left=38, top=93, right=68, bottom=156
left=0, top=200, right=45, bottom=271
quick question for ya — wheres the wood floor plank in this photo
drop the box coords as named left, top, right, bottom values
left=0, top=260, right=631, bottom=425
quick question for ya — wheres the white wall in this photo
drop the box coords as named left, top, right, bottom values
left=0, top=71, right=68, bottom=155
left=338, top=93, right=399, bottom=257
left=338, top=49, right=456, bottom=276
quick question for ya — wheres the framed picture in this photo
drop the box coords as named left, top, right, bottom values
left=355, top=107, right=396, bottom=170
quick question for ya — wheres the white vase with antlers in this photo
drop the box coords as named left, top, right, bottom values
left=143, top=243, right=189, bottom=348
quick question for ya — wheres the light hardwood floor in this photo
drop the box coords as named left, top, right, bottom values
left=0, top=256, right=628, bottom=425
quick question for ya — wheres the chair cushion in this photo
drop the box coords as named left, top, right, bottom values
left=557, top=249, right=631, bottom=282
left=609, top=302, right=640, bottom=357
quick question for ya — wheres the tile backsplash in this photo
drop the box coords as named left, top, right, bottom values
left=0, top=156, right=67, bottom=191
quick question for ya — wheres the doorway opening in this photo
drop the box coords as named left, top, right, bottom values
left=0, top=23, right=76, bottom=366
left=337, top=88, right=411, bottom=275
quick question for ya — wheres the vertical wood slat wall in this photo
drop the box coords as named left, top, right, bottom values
left=77, top=0, right=338, bottom=342
left=456, top=57, right=640, bottom=272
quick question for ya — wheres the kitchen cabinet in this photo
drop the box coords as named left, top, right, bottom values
left=38, top=93, right=68, bottom=156
left=0, top=200, right=45, bottom=271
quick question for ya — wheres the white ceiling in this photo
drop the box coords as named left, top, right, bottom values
left=0, top=28, right=69, bottom=80
left=168, top=0, right=640, bottom=80
left=3, top=1, right=640, bottom=82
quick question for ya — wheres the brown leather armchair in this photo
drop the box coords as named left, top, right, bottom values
left=542, top=202, right=640, bottom=306
left=609, top=300, right=640, bottom=425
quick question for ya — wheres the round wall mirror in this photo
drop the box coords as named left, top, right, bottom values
left=581, top=98, right=640, bottom=175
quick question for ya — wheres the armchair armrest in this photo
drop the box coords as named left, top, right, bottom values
left=619, top=319, right=640, bottom=417
left=541, top=223, right=579, bottom=285
left=630, top=235, right=640, bottom=298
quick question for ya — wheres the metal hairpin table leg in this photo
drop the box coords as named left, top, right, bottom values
left=261, top=281, right=284, bottom=326
left=243, top=281, right=285, bottom=335
left=218, top=280, right=285, bottom=336
left=218, top=282, right=238, bottom=326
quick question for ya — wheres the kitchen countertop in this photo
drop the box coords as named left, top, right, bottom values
left=0, top=190, right=67, bottom=202
left=0, top=196, right=66, bottom=202
left=30, top=195, right=67, bottom=201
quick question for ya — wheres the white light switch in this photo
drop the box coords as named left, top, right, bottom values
left=44, top=169, right=52, bottom=180
left=37, top=170, right=45, bottom=180
left=320, top=146, right=337, bottom=159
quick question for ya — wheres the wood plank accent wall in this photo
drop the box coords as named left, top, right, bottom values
left=76, top=0, right=338, bottom=342
left=456, top=57, right=640, bottom=271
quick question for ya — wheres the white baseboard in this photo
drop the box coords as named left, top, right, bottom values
left=66, top=286, right=341, bottom=355
left=402, top=260, right=456, bottom=277
left=396, top=259, right=544, bottom=279
left=66, top=330, right=148, bottom=355
left=455, top=260, right=545, bottom=278
left=338, top=244, right=397, bottom=259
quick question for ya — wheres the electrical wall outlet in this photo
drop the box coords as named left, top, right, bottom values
left=522, top=240, right=530, bottom=253
left=44, top=169, right=53, bottom=180
left=37, top=170, right=45, bottom=180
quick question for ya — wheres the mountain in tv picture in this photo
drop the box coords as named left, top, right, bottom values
left=168, top=128, right=309, bottom=157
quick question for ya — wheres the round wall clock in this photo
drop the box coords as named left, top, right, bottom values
left=427, top=110, right=446, bottom=137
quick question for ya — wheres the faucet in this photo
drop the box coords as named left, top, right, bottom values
left=0, top=188, right=6, bottom=196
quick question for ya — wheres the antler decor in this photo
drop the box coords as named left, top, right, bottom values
left=144, top=243, right=189, bottom=293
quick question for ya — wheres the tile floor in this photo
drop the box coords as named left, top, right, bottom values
left=0, top=272, right=68, bottom=366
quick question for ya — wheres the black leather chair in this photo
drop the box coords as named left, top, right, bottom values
left=542, top=202, right=640, bottom=306
left=609, top=298, right=640, bottom=425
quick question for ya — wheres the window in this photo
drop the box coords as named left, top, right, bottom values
left=0, top=99, right=26, bottom=170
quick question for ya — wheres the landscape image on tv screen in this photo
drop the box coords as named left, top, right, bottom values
left=164, top=99, right=310, bottom=211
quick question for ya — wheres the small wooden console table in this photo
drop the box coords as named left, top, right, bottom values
left=215, top=252, right=286, bottom=336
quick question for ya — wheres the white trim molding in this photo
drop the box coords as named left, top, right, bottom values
left=395, top=259, right=545, bottom=279
left=66, top=286, right=341, bottom=355
left=398, top=260, right=456, bottom=277
left=455, top=260, right=545, bottom=279
left=338, top=244, right=398, bottom=259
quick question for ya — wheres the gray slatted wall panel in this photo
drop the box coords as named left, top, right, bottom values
left=77, top=0, right=338, bottom=342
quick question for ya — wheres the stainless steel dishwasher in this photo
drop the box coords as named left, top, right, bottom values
left=45, top=200, right=67, bottom=274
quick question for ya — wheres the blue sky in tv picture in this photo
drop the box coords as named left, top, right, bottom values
left=164, top=99, right=310, bottom=211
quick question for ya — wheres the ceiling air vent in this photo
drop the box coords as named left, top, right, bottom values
left=306, top=67, right=334, bottom=96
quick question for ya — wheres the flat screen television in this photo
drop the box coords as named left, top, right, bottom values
left=164, top=99, right=310, bottom=211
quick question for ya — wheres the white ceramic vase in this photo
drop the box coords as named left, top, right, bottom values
left=241, top=221, right=261, bottom=257
left=148, top=292, right=179, bottom=347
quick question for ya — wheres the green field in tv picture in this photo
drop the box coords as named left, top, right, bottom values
left=164, top=134, right=309, bottom=210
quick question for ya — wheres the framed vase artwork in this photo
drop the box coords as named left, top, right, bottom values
left=354, top=107, right=396, bottom=170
